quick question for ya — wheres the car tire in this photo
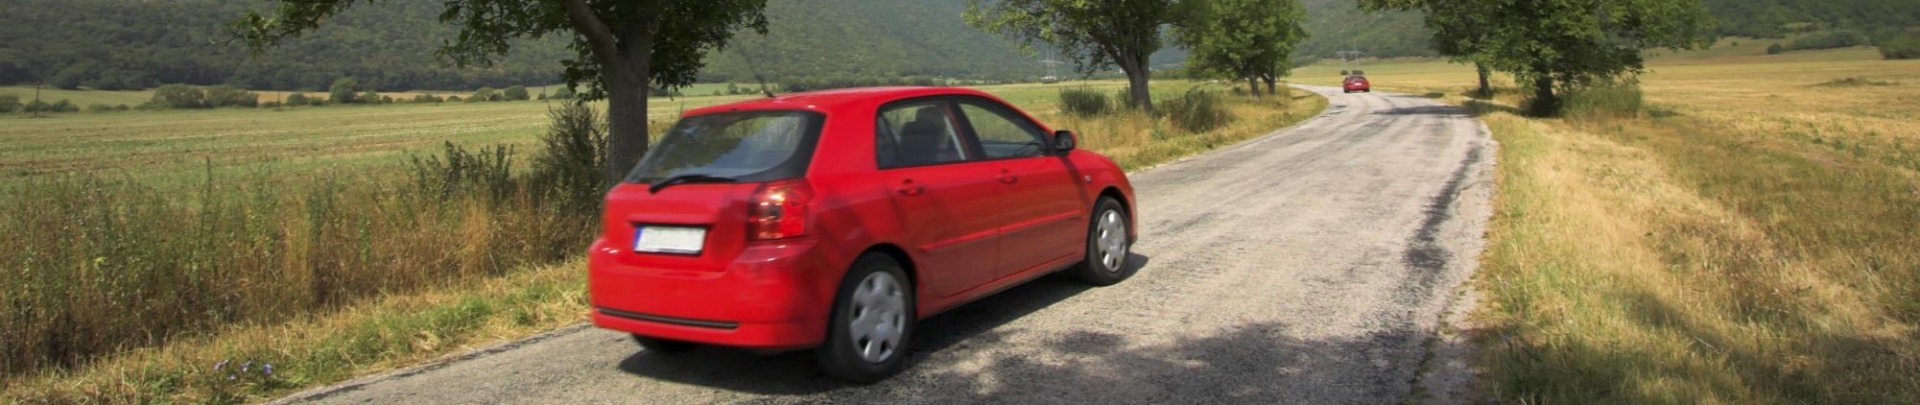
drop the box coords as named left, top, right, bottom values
left=631, top=335, right=697, bottom=354
left=1069, top=197, right=1135, bottom=286
left=815, top=253, right=914, bottom=383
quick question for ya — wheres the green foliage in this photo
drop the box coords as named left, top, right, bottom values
left=470, top=87, right=496, bottom=103
left=1058, top=87, right=1113, bottom=117
left=206, top=86, right=259, bottom=108
left=360, top=90, right=381, bottom=105
left=0, top=94, right=19, bottom=113
left=1295, top=0, right=1435, bottom=60
left=1788, top=30, right=1869, bottom=51
left=1768, top=43, right=1786, bottom=54
left=86, top=103, right=114, bottom=113
left=1366, top=0, right=1712, bottom=115
left=966, top=0, right=1179, bottom=112
left=446, top=95, right=463, bottom=102
left=1162, top=88, right=1229, bottom=133
left=1882, top=35, right=1920, bottom=60
left=329, top=78, right=359, bottom=104
left=410, top=94, right=441, bottom=103
left=1173, top=0, right=1310, bottom=98
left=529, top=103, right=610, bottom=212
left=285, top=93, right=311, bottom=106
left=148, top=85, right=259, bottom=109
left=502, top=85, right=529, bottom=101
left=150, top=84, right=211, bottom=109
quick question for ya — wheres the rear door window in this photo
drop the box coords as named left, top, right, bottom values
left=627, top=110, right=824, bottom=183
left=876, top=101, right=972, bottom=169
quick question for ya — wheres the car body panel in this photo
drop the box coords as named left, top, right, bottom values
left=589, top=86, right=1137, bottom=350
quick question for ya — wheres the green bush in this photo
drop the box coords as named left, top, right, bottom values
left=285, top=93, right=311, bottom=106
left=1882, top=35, right=1920, bottom=60
left=503, top=85, right=530, bottom=101
left=1058, top=88, right=1112, bottom=117
left=529, top=103, right=609, bottom=212
left=1788, top=30, right=1869, bottom=51
left=87, top=103, right=115, bottom=113
left=0, top=94, right=20, bottom=113
left=205, top=86, right=258, bottom=108
left=411, top=94, right=442, bottom=103
left=330, top=77, right=360, bottom=104
left=260, top=101, right=283, bottom=109
left=115, top=104, right=129, bottom=111
left=1162, top=88, right=1229, bottom=133
left=1562, top=81, right=1644, bottom=119
left=549, top=87, right=575, bottom=100
left=447, top=95, right=464, bottom=102
left=1768, top=43, right=1786, bottom=54
left=469, top=87, right=496, bottom=102
left=361, top=90, right=382, bottom=104
left=150, top=84, right=212, bottom=109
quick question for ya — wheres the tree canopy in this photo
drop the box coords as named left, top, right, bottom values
left=1364, top=0, right=1714, bottom=113
left=239, top=0, right=768, bottom=184
left=1175, top=0, right=1311, bottom=99
left=967, top=0, right=1180, bottom=113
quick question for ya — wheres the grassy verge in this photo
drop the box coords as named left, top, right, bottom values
left=1305, top=49, right=1919, bottom=403
left=1, top=84, right=1327, bottom=403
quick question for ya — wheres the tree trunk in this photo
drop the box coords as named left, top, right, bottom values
left=1110, top=48, right=1153, bottom=114
left=1261, top=73, right=1277, bottom=97
left=1245, top=75, right=1262, bottom=101
left=1531, top=73, right=1558, bottom=116
left=563, top=0, right=658, bottom=186
left=1474, top=62, right=1492, bottom=97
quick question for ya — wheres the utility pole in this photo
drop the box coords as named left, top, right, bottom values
left=32, top=83, right=42, bottom=118
left=1041, top=49, right=1063, bottom=83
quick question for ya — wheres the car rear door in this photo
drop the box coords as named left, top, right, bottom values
left=874, top=99, right=1003, bottom=297
left=953, top=98, right=1085, bottom=279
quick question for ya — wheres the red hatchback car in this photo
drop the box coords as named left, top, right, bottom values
left=1343, top=75, right=1372, bottom=93
left=588, top=87, right=1138, bottom=382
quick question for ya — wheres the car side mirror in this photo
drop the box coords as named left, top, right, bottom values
left=1051, top=130, right=1077, bottom=154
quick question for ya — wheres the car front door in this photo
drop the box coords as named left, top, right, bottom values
left=874, top=99, right=1002, bottom=297
left=954, top=98, right=1085, bottom=279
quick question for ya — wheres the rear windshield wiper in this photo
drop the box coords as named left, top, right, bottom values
left=648, top=173, right=737, bottom=194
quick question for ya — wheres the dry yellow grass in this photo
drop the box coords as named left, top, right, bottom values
left=1303, top=47, right=1920, bottom=403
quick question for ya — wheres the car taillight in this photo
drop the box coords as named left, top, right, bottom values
left=749, top=180, right=812, bottom=241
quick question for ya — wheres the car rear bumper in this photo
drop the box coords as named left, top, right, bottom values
left=587, top=238, right=834, bottom=350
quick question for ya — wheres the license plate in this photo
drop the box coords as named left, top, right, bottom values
left=633, top=226, right=706, bottom=255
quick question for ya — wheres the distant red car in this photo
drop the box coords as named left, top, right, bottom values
left=589, top=87, right=1138, bottom=382
left=1343, top=75, right=1372, bottom=93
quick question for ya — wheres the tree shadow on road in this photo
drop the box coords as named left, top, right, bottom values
left=612, top=253, right=1152, bottom=395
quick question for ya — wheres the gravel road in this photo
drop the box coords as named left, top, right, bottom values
left=277, top=85, right=1497, bottom=405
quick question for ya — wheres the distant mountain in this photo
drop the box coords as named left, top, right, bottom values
left=4, top=0, right=1908, bottom=92
left=1295, top=0, right=1436, bottom=61
left=0, top=0, right=1052, bottom=92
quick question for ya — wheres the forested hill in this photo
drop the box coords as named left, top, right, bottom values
left=0, top=0, right=1047, bottom=92
left=4, top=0, right=1911, bottom=92
left=1291, top=0, right=1920, bottom=60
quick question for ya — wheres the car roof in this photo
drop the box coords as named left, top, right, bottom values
left=682, top=86, right=998, bottom=117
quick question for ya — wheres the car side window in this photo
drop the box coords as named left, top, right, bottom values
left=876, top=101, right=971, bottom=169
left=956, top=101, right=1048, bottom=159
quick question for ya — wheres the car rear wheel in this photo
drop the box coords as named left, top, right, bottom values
left=816, top=253, right=914, bottom=383
left=631, top=335, right=697, bottom=354
left=1069, top=197, right=1135, bottom=285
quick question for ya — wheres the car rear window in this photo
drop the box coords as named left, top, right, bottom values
left=625, top=110, right=824, bottom=183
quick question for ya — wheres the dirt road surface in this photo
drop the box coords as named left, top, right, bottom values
left=277, top=85, right=1496, bottom=405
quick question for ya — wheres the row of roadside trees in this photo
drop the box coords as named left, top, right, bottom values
left=235, top=0, right=1715, bottom=186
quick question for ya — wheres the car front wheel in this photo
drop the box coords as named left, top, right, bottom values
left=1069, top=197, right=1135, bottom=285
left=815, top=253, right=914, bottom=383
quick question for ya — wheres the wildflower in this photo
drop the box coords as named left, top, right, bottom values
left=241, top=361, right=252, bottom=372
left=214, top=359, right=229, bottom=371
left=262, top=363, right=274, bottom=376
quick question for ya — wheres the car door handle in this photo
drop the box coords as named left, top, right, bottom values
left=996, top=170, right=1018, bottom=184
left=894, top=179, right=924, bottom=196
